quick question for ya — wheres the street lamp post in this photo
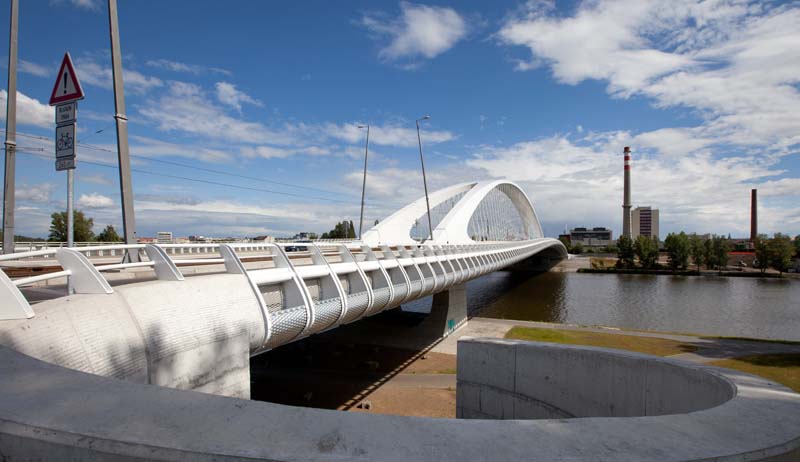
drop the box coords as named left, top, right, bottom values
left=416, top=115, right=433, bottom=242
left=357, top=124, right=370, bottom=240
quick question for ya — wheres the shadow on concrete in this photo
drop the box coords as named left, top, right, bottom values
left=250, top=308, right=452, bottom=411
left=250, top=271, right=549, bottom=411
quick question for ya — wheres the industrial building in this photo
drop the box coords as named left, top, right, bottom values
left=570, top=227, right=613, bottom=248
left=632, top=207, right=659, bottom=240
left=156, top=231, right=173, bottom=244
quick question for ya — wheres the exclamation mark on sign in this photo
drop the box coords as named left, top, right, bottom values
left=63, top=72, right=67, bottom=94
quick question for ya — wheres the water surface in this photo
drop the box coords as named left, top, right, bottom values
left=405, top=272, right=800, bottom=341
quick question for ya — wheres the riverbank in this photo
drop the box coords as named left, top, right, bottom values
left=578, top=267, right=789, bottom=278
left=250, top=313, right=800, bottom=417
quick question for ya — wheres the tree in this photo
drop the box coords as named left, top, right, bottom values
left=321, top=220, right=357, bottom=239
left=96, top=224, right=122, bottom=242
left=634, top=235, right=659, bottom=269
left=571, top=242, right=584, bottom=254
left=616, top=235, right=635, bottom=268
left=703, top=238, right=714, bottom=270
left=558, top=236, right=570, bottom=250
left=689, top=234, right=705, bottom=270
left=711, top=236, right=730, bottom=273
left=769, top=233, right=796, bottom=275
left=753, top=235, right=771, bottom=273
left=794, top=234, right=800, bottom=256
left=49, top=210, right=94, bottom=242
left=664, top=232, right=690, bottom=271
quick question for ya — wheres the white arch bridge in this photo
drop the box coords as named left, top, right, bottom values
left=0, top=180, right=565, bottom=397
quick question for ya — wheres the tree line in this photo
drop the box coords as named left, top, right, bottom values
left=616, top=232, right=799, bottom=275
left=47, top=210, right=122, bottom=242
left=320, top=220, right=356, bottom=239
left=753, top=234, right=799, bottom=274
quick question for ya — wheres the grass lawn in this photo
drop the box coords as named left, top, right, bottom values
left=504, top=326, right=696, bottom=357
left=709, top=354, right=800, bottom=393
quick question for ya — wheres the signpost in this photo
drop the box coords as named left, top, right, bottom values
left=49, top=52, right=84, bottom=294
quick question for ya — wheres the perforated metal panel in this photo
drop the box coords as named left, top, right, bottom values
left=310, top=297, right=342, bottom=332
left=267, top=305, right=307, bottom=347
left=342, top=291, right=369, bottom=323
left=392, top=283, right=408, bottom=299
left=371, top=287, right=391, bottom=312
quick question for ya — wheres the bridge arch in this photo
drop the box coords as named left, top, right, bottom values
left=362, top=180, right=544, bottom=246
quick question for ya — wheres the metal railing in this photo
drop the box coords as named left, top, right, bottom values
left=0, top=238, right=566, bottom=350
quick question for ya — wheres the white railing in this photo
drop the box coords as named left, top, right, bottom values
left=0, top=239, right=567, bottom=349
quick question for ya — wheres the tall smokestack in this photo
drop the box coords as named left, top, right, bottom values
left=622, top=146, right=632, bottom=238
left=750, top=189, right=758, bottom=241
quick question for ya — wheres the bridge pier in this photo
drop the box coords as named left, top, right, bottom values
left=413, top=283, right=468, bottom=340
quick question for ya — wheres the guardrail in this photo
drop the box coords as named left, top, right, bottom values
left=0, top=239, right=567, bottom=349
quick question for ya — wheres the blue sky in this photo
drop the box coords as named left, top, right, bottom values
left=1, top=0, right=798, bottom=239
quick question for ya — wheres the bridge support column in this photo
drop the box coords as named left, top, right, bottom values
left=420, top=283, right=468, bottom=338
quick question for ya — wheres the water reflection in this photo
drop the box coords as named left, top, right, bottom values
left=464, top=271, right=800, bottom=341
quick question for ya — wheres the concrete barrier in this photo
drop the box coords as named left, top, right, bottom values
left=457, top=338, right=735, bottom=419
left=1, top=338, right=799, bottom=461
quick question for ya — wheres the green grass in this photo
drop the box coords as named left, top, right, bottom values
left=504, top=326, right=697, bottom=357
left=709, top=354, right=800, bottom=393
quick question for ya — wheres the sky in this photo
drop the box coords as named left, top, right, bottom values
left=0, top=0, right=798, bottom=239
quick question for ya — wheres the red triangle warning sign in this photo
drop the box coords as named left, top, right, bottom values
left=49, top=52, right=85, bottom=106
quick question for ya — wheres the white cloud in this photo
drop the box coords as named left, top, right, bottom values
left=240, top=145, right=330, bottom=159
left=129, top=135, right=233, bottom=163
left=81, top=174, right=113, bottom=186
left=146, top=59, right=231, bottom=76
left=497, top=1, right=800, bottom=150
left=138, top=81, right=296, bottom=146
left=70, top=0, right=99, bottom=10
left=362, top=2, right=468, bottom=65
left=77, top=193, right=114, bottom=209
left=466, top=131, right=799, bottom=236
left=75, top=58, right=163, bottom=94
left=49, top=0, right=101, bottom=10
left=19, top=59, right=49, bottom=77
left=0, top=90, right=53, bottom=128
left=214, top=82, right=263, bottom=113
left=16, top=183, right=56, bottom=203
left=324, top=122, right=455, bottom=147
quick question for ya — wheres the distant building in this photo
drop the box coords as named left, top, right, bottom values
left=293, top=232, right=313, bottom=240
left=136, top=237, right=157, bottom=244
left=156, top=231, right=173, bottom=244
left=632, top=207, right=659, bottom=240
left=569, top=227, right=613, bottom=248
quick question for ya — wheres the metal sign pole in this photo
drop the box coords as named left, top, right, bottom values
left=2, top=0, right=19, bottom=254
left=108, top=0, right=138, bottom=262
left=66, top=168, right=74, bottom=294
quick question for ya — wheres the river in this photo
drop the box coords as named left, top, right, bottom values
left=404, top=271, right=800, bottom=341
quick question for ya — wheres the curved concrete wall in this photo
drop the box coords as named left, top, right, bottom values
left=456, top=338, right=735, bottom=419
left=1, top=339, right=799, bottom=461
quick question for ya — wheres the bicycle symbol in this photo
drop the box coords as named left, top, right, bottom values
left=57, top=131, right=74, bottom=151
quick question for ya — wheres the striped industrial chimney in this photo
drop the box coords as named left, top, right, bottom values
left=750, top=189, right=758, bottom=242
left=622, top=146, right=632, bottom=238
